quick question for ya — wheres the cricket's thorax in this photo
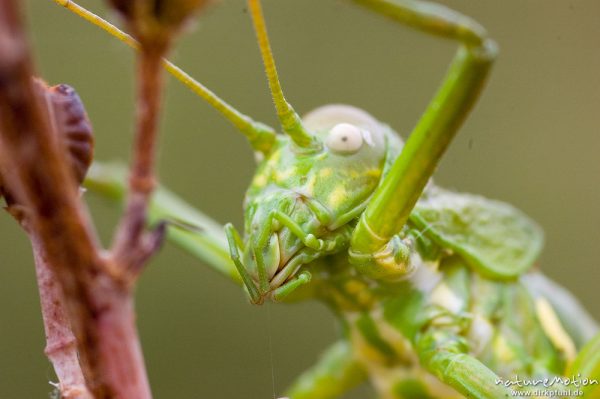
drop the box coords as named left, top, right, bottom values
left=312, top=256, right=574, bottom=399
left=308, top=256, right=459, bottom=398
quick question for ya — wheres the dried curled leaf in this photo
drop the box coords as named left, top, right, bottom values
left=107, top=0, right=212, bottom=52
left=410, top=188, right=544, bottom=279
left=0, top=79, right=94, bottom=205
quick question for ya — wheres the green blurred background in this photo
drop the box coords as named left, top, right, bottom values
left=1, top=0, right=598, bottom=397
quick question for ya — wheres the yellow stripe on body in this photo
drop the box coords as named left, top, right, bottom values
left=535, top=297, right=577, bottom=365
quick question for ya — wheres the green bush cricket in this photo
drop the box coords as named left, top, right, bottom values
left=18, top=0, right=600, bottom=398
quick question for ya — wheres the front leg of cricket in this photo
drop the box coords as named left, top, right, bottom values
left=348, top=221, right=419, bottom=281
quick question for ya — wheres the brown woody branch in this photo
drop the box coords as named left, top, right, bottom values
left=111, top=48, right=165, bottom=275
left=109, top=0, right=210, bottom=273
left=29, top=226, right=92, bottom=399
left=0, top=1, right=210, bottom=397
left=0, top=1, right=151, bottom=398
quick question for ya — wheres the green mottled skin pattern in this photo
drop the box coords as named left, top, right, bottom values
left=73, top=0, right=600, bottom=396
left=240, top=106, right=397, bottom=287
left=237, top=105, right=585, bottom=398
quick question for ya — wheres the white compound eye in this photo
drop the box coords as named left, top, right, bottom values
left=325, top=123, right=364, bottom=154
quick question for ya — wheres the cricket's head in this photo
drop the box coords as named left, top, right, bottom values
left=223, top=1, right=409, bottom=304
left=230, top=105, right=399, bottom=304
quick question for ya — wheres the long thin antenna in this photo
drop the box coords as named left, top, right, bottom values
left=247, top=0, right=319, bottom=151
left=53, top=0, right=276, bottom=154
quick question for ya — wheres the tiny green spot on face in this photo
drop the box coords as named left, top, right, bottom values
left=327, top=186, right=347, bottom=208
left=274, top=167, right=296, bottom=183
left=319, top=168, right=332, bottom=179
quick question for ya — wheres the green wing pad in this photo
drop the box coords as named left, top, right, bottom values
left=409, top=188, right=544, bottom=280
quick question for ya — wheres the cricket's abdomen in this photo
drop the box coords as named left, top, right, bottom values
left=327, top=257, right=573, bottom=398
